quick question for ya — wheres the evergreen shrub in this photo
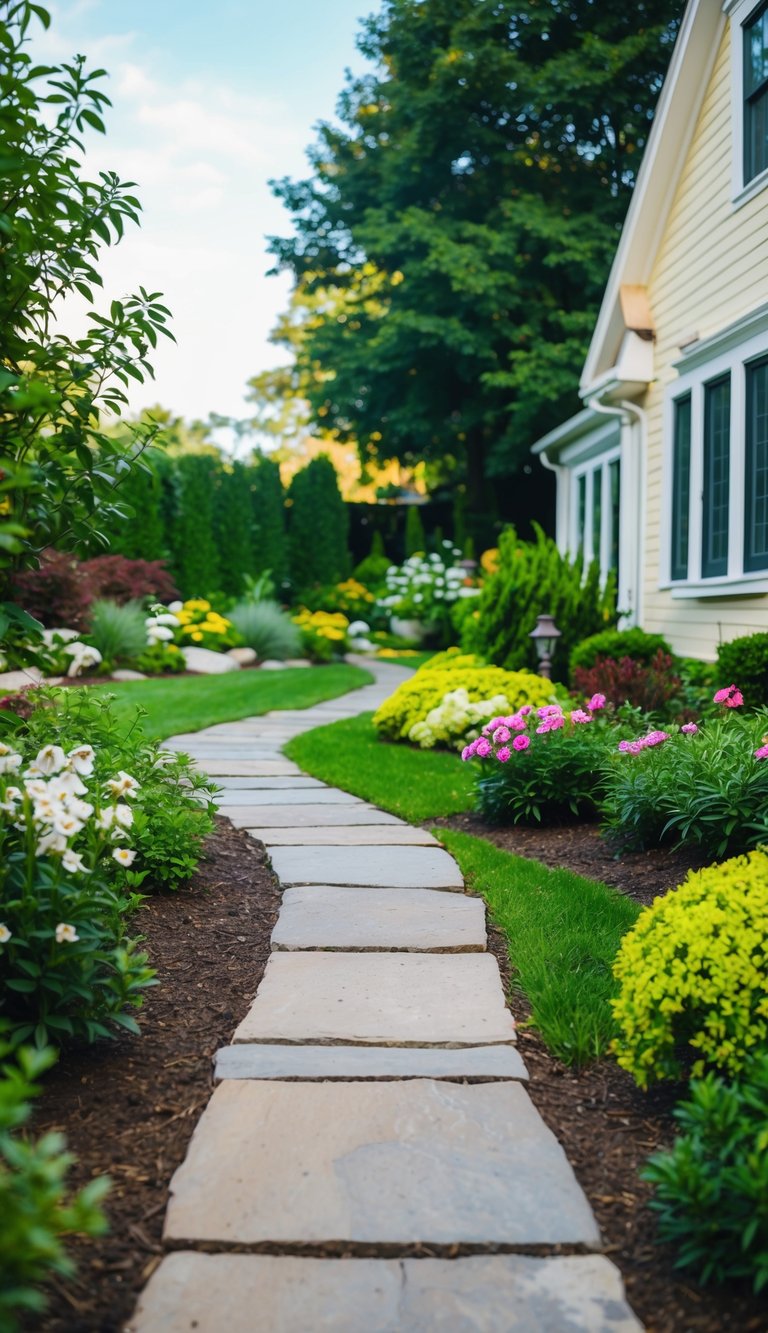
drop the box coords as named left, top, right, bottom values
left=172, top=456, right=221, bottom=595
left=213, top=462, right=255, bottom=598
left=717, top=633, right=768, bottom=709
left=289, top=456, right=350, bottom=590
left=404, top=505, right=426, bottom=556
left=249, top=455, right=288, bottom=586
left=570, top=628, right=674, bottom=676
left=373, top=658, right=555, bottom=742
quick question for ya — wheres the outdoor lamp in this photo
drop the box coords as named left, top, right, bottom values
left=529, top=614, right=561, bottom=680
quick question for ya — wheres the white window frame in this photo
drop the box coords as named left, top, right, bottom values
left=569, top=447, right=621, bottom=585
left=660, top=302, right=768, bottom=596
left=727, top=0, right=768, bottom=208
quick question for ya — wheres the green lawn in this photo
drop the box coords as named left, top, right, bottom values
left=438, top=829, right=640, bottom=1067
left=99, top=664, right=373, bottom=740
left=284, top=711, right=475, bottom=821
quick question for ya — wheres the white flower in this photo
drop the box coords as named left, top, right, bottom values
left=0, top=751, right=23, bottom=775
left=51, top=812, right=86, bottom=838
left=146, top=624, right=174, bottom=642
left=55, top=922, right=79, bottom=944
left=62, top=797, right=94, bottom=822
left=113, top=803, right=134, bottom=829
left=112, top=846, right=136, bottom=867
left=150, top=613, right=180, bottom=628
left=49, top=772, right=89, bottom=800
left=96, top=807, right=114, bottom=831
left=63, top=644, right=102, bottom=677
left=67, top=745, right=95, bottom=776
left=167, top=600, right=184, bottom=613
left=23, top=778, right=48, bottom=799
left=36, top=830, right=67, bottom=856
left=347, top=621, right=370, bottom=636
left=106, top=771, right=140, bottom=799
left=62, top=849, right=90, bottom=874
left=0, top=923, right=11, bottom=944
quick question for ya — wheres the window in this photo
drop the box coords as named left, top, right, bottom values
left=745, top=355, right=768, bottom=570
left=702, top=375, right=731, bottom=577
left=744, top=1, right=768, bottom=184
left=573, top=452, right=620, bottom=585
left=671, top=394, right=691, bottom=580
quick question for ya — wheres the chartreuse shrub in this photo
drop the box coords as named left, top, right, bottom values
left=569, top=628, right=673, bottom=676
left=717, top=632, right=768, bottom=709
left=373, top=659, right=556, bottom=744
left=611, top=850, right=768, bottom=1089
left=641, top=1052, right=768, bottom=1292
left=0, top=1041, right=109, bottom=1330
left=463, top=524, right=617, bottom=682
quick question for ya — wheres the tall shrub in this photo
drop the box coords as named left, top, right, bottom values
left=213, top=462, right=254, bottom=598
left=106, top=449, right=167, bottom=563
left=404, top=505, right=426, bottom=556
left=464, top=524, right=617, bottom=682
left=172, top=456, right=221, bottom=595
left=248, top=455, right=288, bottom=586
left=289, top=455, right=350, bottom=590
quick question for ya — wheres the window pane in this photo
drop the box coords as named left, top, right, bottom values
left=745, top=357, right=768, bottom=571
left=745, top=3, right=768, bottom=94
left=592, top=466, right=603, bottom=567
left=671, top=394, right=691, bottom=580
left=577, top=473, right=586, bottom=555
left=609, top=458, right=620, bottom=575
left=744, top=4, right=768, bottom=181
left=746, top=88, right=768, bottom=180
left=702, top=375, right=731, bottom=578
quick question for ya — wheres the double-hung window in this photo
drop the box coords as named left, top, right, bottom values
left=572, top=452, right=621, bottom=585
left=744, top=1, right=768, bottom=184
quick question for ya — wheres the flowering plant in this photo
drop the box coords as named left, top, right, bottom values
left=169, top=599, right=241, bottom=651
left=373, top=655, right=556, bottom=744
left=379, top=544, right=478, bottom=625
left=292, top=608, right=349, bottom=662
left=302, top=579, right=375, bottom=620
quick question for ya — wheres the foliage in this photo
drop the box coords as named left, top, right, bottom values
left=717, top=633, right=768, bottom=709
left=292, top=608, right=349, bottom=662
left=101, top=444, right=168, bottom=563
left=404, top=506, right=426, bottom=556
left=441, top=829, right=640, bottom=1066
left=463, top=525, right=617, bottom=682
left=380, top=545, right=477, bottom=636
left=611, top=850, right=768, bottom=1087
left=641, top=1053, right=768, bottom=1292
left=11, top=551, right=178, bottom=632
left=572, top=650, right=683, bottom=715
left=570, top=628, right=674, bottom=676
left=0, top=2, right=174, bottom=579
left=600, top=705, right=768, bottom=858
left=133, top=640, right=184, bottom=676
left=228, top=600, right=302, bottom=661
left=249, top=454, right=288, bottom=587
left=173, top=598, right=241, bottom=652
left=0, top=1042, right=109, bottom=1329
left=302, top=578, right=376, bottom=620
left=373, top=659, right=555, bottom=741
left=213, top=462, right=256, bottom=599
left=267, top=0, right=680, bottom=521
left=171, top=455, right=221, bottom=596
left=284, top=711, right=475, bottom=822
left=288, top=456, right=350, bottom=591
left=467, top=697, right=629, bottom=824
left=86, top=600, right=148, bottom=666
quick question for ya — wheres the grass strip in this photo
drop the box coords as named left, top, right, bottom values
left=98, top=664, right=373, bottom=741
left=437, top=828, right=640, bottom=1067
left=284, top=711, right=475, bottom=821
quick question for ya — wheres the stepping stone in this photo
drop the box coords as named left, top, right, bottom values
left=128, top=1252, right=641, bottom=1332
left=233, top=952, right=514, bottom=1045
left=212, top=777, right=326, bottom=791
left=270, top=844, right=464, bottom=889
left=271, top=885, right=486, bottom=952
left=163, top=1080, right=600, bottom=1247
left=214, top=789, right=363, bottom=807
left=215, top=1042, right=528, bottom=1082
left=252, top=825, right=438, bottom=846
left=195, top=760, right=303, bottom=776
left=222, top=804, right=397, bottom=827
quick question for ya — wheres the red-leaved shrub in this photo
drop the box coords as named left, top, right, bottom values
left=572, top=651, right=682, bottom=715
left=11, top=550, right=179, bottom=631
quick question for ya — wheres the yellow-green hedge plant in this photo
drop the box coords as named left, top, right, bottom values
left=373, top=661, right=556, bottom=743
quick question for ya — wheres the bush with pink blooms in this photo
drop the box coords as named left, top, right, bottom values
left=600, top=687, right=768, bottom=858
left=463, top=694, right=632, bottom=824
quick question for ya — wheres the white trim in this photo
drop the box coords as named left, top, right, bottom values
left=674, top=300, right=768, bottom=370
left=728, top=0, right=768, bottom=204
left=569, top=447, right=622, bottom=578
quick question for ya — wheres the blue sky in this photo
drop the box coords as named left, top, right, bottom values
left=35, top=1, right=373, bottom=428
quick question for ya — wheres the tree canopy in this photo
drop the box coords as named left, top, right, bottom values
left=268, top=0, right=682, bottom=525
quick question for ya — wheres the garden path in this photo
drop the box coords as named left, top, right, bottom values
left=128, top=660, right=641, bottom=1332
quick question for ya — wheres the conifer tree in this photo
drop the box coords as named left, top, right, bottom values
left=249, top=455, right=289, bottom=586
left=213, top=462, right=254, bottom=598
left=172, top=456, right=221, bottom=595
left=289, top=455, right=350, bottom=590
left=404, top=505, right=426, bottom=556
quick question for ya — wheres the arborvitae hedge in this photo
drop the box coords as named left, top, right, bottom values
left=405, top=504, right=426, bottom=556
left=172, top=455, right=221, bottom=595
left=108, top=448, right=167, bottom=562
left=249, top=454, right=288, bottom=586
left=214, top=461, right=255, bottom=597
left=288, top=454, right=350, bottom=590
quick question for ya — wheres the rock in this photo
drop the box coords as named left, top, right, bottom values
left=182, top=647, right=240, bottom=674
left=220, top=802, right=390, bottom=826
left=0, top=667, right=44, bottom=692
left=258, top=659, right=288, bottom=670
left=228, top=647, right=257, bottom=666
left=190, top=760, right=304, bottom=776
left=248, top=824, right=439, bottom=846
left=111, top=669, right=147, bottom=681
left=269, top=844, right=464, bottom=889
left=42, top=627, right=79, bottom=645
left=270, top=885, right=487, bottom=953
left=214, top=1041, right=527, bottom=1082
left=283, top=658, right=311, bottom=668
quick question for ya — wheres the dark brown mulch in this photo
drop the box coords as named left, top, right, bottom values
left=433, top=812, right=709, bottom=905
left=24, top=816, right=282, bottom=1333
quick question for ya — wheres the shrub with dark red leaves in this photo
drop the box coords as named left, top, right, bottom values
left=572, top=650, right=682, bottom=715
left=11, top=550, right=179, bottom=630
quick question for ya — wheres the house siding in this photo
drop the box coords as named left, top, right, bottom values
left=643, top=21, right=768, bottom=659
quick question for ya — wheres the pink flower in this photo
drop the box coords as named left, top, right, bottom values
left=506, top=714, right=527, bottom=731
left=536, top=714, right=564, bottom=734
left=496, top=746, right=511, bottom=763
left=588, top=693, right=606, bottom=711
left=644, top=730, right=671, bottom=747
left=537, top=704, right=563, bottom=719
left=492, top=726, right=511, bottom=745
left=681, top=722, right=698, bottom=735
left=713, top=684, right=744, bottom=708
left=475, top=738, right=492, bottom=758
left=518, top=705, right=533, bottom=716
left=513, top=734, right=530, bottom=752
left=570, top=709, right=593, bottom=724
left=461, top=745, right=472, bottom=762
left=754, top=745, right=768, bottom=760
left=618, top=740, right=633, bottom=753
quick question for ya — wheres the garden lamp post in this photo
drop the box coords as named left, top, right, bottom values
left=529, top=614, right=562, bottom=681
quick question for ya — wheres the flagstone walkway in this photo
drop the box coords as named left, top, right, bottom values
left=128, top=661, right=641, bottom=1332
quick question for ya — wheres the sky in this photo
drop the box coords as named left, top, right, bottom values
left=32, top=0, right=374, bottom=433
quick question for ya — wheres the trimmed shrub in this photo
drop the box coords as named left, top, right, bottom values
left=86, top=600, right=148, bottom=665
left=213, top=462, right=255, bottom=599
left=641, top=1053, right=768, bottom=1292
left=229, top=601, right=301, bottom=660
left=107, top=448, right=167, bottom=562
left=717, top=632, right=768, bottom=709
left=611, top=850, right=768, bottom=1087
left=289, top=456, right=350, bottom=591
left=570, top=628, right=673, bottom=676
left=354, top=531, right=392, bottom=589
left=172, top=455, right=221, bottom=595
left=572, top=650, right=683, bottom=715
left=404, top=505, right=426, bottom=556
left=373, top=662, right=556, bottom=742
left=248, top=455, right=288, bottom=586
left=11, top=552, right=178, bottom=631
left=463, top=524, right=617, bottom=682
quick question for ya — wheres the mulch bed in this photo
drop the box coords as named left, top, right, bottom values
left=22, top=810, right=767, bottom=1333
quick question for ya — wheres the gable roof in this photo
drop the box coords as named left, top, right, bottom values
left=581, top=0, right=726, bottom=395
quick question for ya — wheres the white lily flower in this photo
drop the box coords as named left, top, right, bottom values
left=0, top=752, right=22, bottom=775
left=106, top=771, right=140, bottom=799
left=112, top=847, right=136, bottom=867
left=52, top=812, right=85, bottom=838
left=49, top=772, right=88, bottom=800
left=168, top=600, right=184, bottom=613
left=0, top=923, right=11, bottom=944
left=33, top=745, right=67, bottom=775
left=55, top=922, right=79, bottom=944
left=62, top=849, right=90, bottom=875
left=67, top=745, right=95, bottom=776
left=113, top=803, right=134, bottom=829
left=96, top=807, right=114, bottom=831
left=150, top=613, right=180, bottom=628
left=146, top=624, right=174, bottom=642
left=36, top=830, right=67, bottom=856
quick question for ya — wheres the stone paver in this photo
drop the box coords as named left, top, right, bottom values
left=194, top=760, right=303, bottom=776
left=128, top=1252, right=641, bottom=1333
left=271, top=885, right=486, bottom=952
left=214, top=1043, right=528, bottom=1082
left=269, top=844, right=464, bottom=889
left=212, top=777, right=326, bottom=790
left=251, top=824, right=439, bottom=846
left=233, top=952, right=515, bottom=1045
left=163, top=1080, right=600, bottom=1247
left=221, top=803, right=397, bottom=827
left=215, top=786, right=357, bottom=804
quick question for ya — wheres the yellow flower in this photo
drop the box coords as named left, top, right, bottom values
left=191, top=631, right=204, bottom=642
left=184, top=599, right=211, bottom=612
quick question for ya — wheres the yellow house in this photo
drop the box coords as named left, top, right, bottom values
left=534, top=0, right=768, bottom=660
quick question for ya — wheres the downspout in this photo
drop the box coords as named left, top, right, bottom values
left=536, top=446, right=568, bottom=554
left=583, top=392, right=648, bottom=628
